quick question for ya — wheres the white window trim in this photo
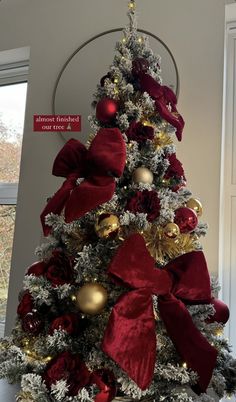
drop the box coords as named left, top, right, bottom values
left=0, top=60, right=28, bottom=85
left=0, top=60, right=29, bottom=202
left=0, top=183, right=18, bottom=205
left=0, top=55, right=29, bottom=337
left=219, top=10, right=236, bottom=402
left=219, top=10, right=236, bottom=337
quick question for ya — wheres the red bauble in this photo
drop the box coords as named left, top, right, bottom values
left=96, top=98, right=119, bottom=123
left=22, top=312, right=43, bottom=335
left=132, top=57, right=149, bottom=77
left=174, top=207, right=198, bottom=233
left=207, top=298, right=230, bottom=324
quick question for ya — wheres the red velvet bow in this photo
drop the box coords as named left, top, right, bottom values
left=41, top=128, right=126, bottom=235
left=91, top=369, right=116, bottom=402
left=139, top=73, right=185, bottom=141
left=102, top=233, right=217, bottom=392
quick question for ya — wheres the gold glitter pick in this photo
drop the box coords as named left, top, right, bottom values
left=16, top=391, right=35, bottom=402
left=153, top=132, right=173, bottom=151
left=0, top=339, right=11, bottom=351
left=64, top=229, right=86, bottom=254
left=143, top=225, right=199, bottom=265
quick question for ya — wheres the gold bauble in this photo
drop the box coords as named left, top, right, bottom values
left=95, top=213, right=120, bottom=239
left=75, top=283, right=108, bottom=315
left=132, top=167, right=154, bottom=185
left=163, top=223, right=180, bottom=239
left=186, top=198, right=203, bottom=217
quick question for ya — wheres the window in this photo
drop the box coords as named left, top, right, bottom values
left=0, top=60, right=28, bottom=334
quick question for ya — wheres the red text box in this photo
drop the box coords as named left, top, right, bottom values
left=34, top=115, right=81, bottom=132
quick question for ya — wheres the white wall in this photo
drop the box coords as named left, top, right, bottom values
left=0, top=0, right=231, bottom=334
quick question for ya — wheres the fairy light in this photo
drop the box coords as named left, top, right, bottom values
left=216, top=329, right=223, bottom=337
left=44, top=356, right=52, bottom=363
left=128, top=1, right=136, bottom=10
left=182, top=362, right=187, bottom=369
left=138, top=36, right=143, bottom=44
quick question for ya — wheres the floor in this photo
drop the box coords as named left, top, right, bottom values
left=0, top=379, right=20, bottom=401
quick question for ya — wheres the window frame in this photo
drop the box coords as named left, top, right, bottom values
left=0, top=183, right=18, bottom=205
left=0, top=61, right=29, bottom=336
left=0, top=60, right=28, bottom=86
left=0, top=61, right=29, bottom=203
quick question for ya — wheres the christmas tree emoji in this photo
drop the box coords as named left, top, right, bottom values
left=1, top=2, right=236, bottom=402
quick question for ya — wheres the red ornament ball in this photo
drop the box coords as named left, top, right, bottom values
left=132, top=57, right=149, bottom=77
left=22, top=312, right=43, bottom=335
left=207, top=298, right=230, bottom=324
left=174, top=207, right=198, bottom=233
left=96, top=98, right=119, bottom=124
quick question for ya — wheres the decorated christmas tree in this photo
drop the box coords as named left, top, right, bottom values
left=1, top=2, right=236, bottom=402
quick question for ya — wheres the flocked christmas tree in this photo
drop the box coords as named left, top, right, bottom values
left=1, top=2, right=236, bottom=402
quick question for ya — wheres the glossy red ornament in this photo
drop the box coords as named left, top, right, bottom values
left=96, top=98, right=119, bottom=123
left=174, top=207, right=198, bottom=233
left=22, top=312, right=43, bottom=335
left=207, top=298, right=230, bottom=324
left=132, top=57, right=149, bottom=77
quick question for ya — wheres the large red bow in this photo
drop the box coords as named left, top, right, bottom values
left=41, top=128, right=126, bottom=235
left=102, top=233, right=217, bottom=392
left=139, top=73, right=185, bottom=141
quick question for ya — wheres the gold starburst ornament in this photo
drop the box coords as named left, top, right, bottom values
left=143, top=225, right=199, bottom=264
left=153, top=132, right=173, bottom=150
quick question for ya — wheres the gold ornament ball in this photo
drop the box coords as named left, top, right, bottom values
left=163, top=223, right=180, bottom=239
left=95, top=213, right=120, bottom=239
left=132, top=167, right=154, bottom=185
left=75, top=283, right=108, bottom=315
left=186, top=198, right=203, bottom=217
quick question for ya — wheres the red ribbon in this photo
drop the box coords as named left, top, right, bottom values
left=139, top=73, right=185, bottom=141
left=102, top=233, right=217, bottom=392
left=91, top=369, right=117, bottom=402
left=41, top=128, right=126, bottom=235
